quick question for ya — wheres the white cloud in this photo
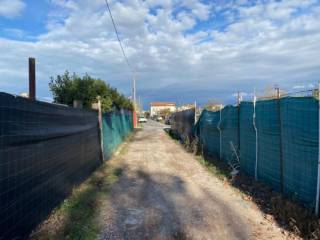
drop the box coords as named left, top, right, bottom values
left=0, top=0, right=320, bottom=105
left=0, top=0, right=25, bottom=18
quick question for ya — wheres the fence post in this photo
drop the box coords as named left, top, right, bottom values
left=194, top=100, right=197, bottom=124
left=316, top=82, right=320, bottom=215
left=276, top=87, right=284, bottom=193
left=218, top=105, right=222, bottom=160
left=98, top=99, right=105, bottom=162
left=237, top=92, right=241, bottom=159
left=253, top=88, right=258, bottom=180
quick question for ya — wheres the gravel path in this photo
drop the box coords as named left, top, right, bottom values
left=99, top=121, right=288, bottom=240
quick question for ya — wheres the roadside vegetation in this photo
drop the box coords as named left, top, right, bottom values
left=49, top=71, right=133, bottom=112
left=166, top=129, right=320, bottom=240
left=30, top=131, right=137, bottom=240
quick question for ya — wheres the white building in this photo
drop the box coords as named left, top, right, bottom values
left=150, top=102, right=176, bottom=117
left=176, top=103, right=195, bottom=112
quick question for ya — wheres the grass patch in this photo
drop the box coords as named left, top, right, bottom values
left=62, top=166, right=123, bottom=239
left=31, top=165, right=123, bottom=240
left=30, top=131, right=138, bottom=240
left=195, top=155, right=228, bottom=182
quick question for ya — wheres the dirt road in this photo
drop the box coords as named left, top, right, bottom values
left=99, top=121, right=288, bottom=240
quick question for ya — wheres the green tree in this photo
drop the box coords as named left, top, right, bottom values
left=49, top=71, right=74, bottom=105
left=49, top=71, right=133, bottom=112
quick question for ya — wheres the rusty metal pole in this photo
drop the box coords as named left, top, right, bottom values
left=28, top=58, right=36, bottom=100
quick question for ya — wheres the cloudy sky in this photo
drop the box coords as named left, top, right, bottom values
left=0, top=0, right=320, bottom=107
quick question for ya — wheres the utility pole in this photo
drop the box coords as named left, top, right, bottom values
left=132, top=73, right=137, bottom=127
left=237, top=91, right=241, bottom=105
left=275, top=86, right=281, bottom=99
left=133, top=73, right=136, bottom=109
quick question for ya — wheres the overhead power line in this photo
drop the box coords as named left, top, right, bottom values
left=104, top=0, right=133, bottom=72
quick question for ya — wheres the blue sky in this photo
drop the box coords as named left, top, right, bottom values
left=1, top=0, right=320, bottom=108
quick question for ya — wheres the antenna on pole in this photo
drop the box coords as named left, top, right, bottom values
left=132, top=72, right=138, bottom=127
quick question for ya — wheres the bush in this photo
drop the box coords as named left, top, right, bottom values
left=49, top=71, right=133, bottom=112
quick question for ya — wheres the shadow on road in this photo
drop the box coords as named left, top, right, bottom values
left=100, top=164, right=250, bottom=240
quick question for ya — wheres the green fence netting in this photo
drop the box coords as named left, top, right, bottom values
left=239, top=102, right=256, bottom=177
left=281, top=97, right=318, bottom=207
left=0, top=92, right=101, bottom=239
left=196, top=96, right=320, bottom=209
left=102, top=109, right=133, bottom=160
left=0, top=92, right=133, bottom=239
left=220, top=105, right=239, bottom=164
left=196, top=109, right=220, bottom=158
left=171, top=108, right=195, bottom=143
left=255, top=99, right=282, bottom=191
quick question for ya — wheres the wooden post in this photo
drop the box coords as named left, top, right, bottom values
left=28, top=58, right=36, bottom=100
left=98, top=99, right=104, bottom=162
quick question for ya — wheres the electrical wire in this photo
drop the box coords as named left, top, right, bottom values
left=104, top=0, right=133, bottom=72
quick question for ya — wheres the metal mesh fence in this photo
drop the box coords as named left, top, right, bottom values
left=195, top=96, right=319, bottom=210
left=0, top=92, right=102, bottom=239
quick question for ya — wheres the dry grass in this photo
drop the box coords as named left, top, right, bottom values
left=169, top=134, right=320, bottom=240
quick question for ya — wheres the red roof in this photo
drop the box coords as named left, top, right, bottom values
left=150, top=102, right=176, bottom=107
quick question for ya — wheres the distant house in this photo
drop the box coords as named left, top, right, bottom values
left=177, top=103, right=195, bottom=112
left=150, top=102, right=176, bottom=117
left=20, top=92, right=29, bottom=98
